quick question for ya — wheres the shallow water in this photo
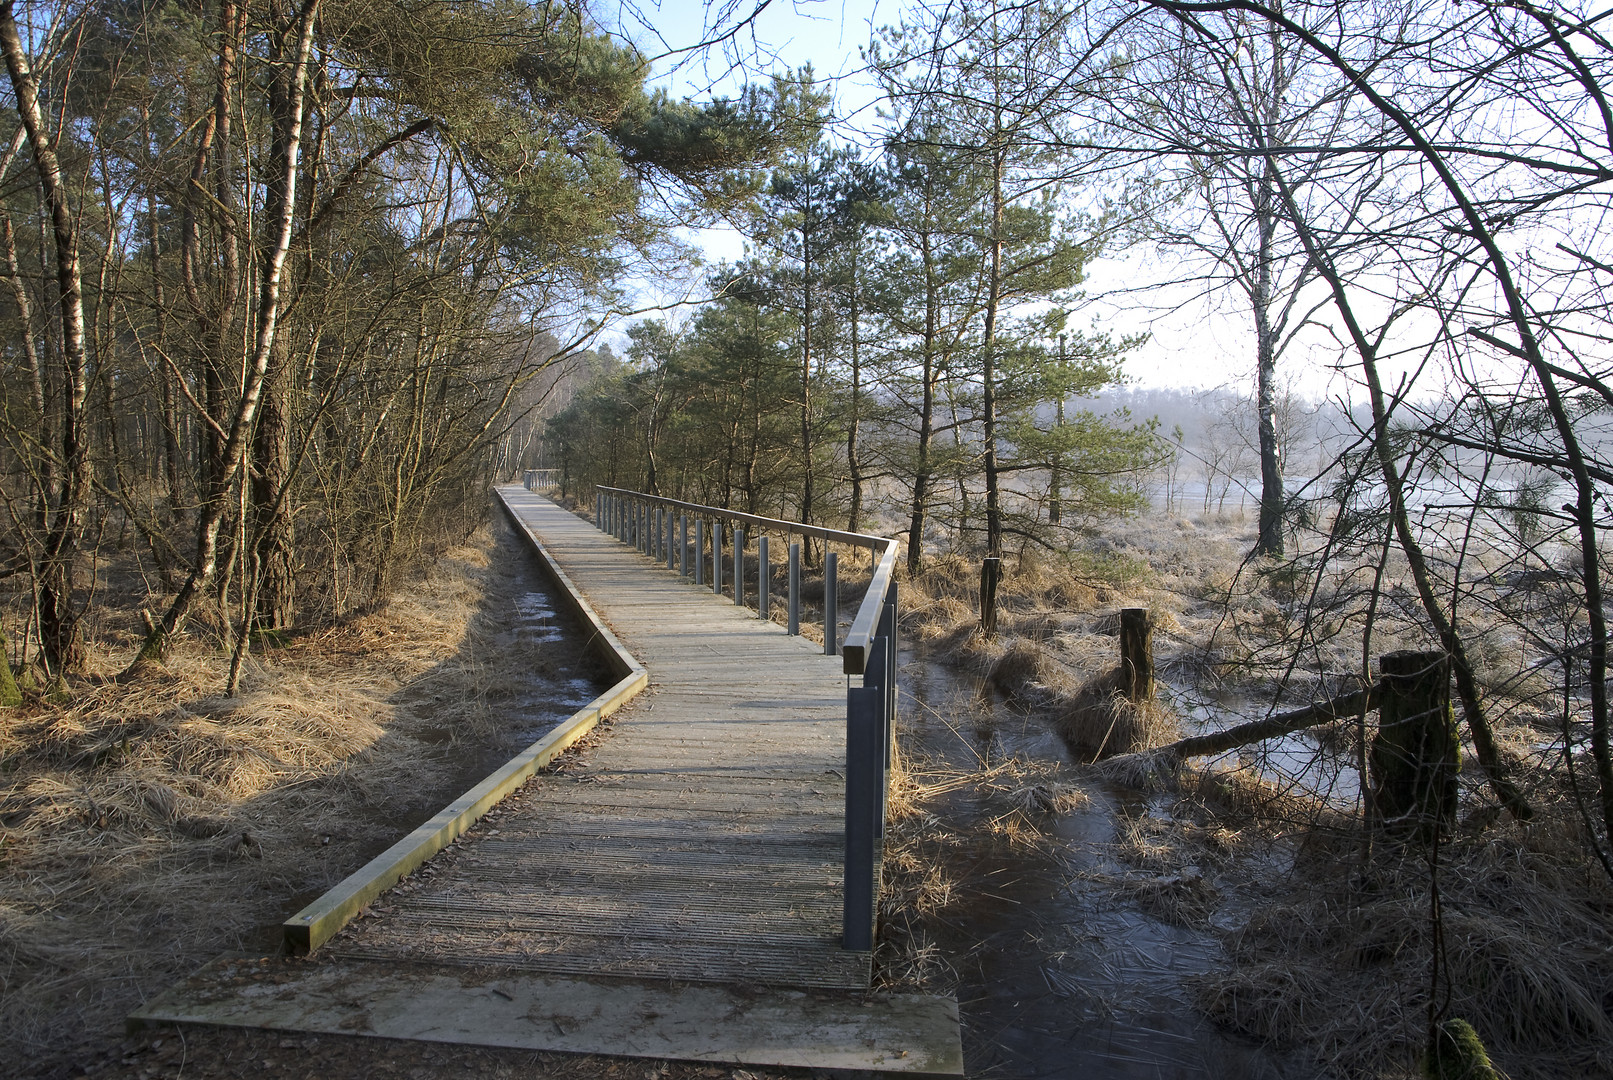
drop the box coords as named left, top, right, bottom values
left=500, top=589, right=609, bottom=744
left=900, top=649, right=1300, bottom=1078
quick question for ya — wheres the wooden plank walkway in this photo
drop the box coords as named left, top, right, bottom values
left=328, top=487, right=868, bottom=990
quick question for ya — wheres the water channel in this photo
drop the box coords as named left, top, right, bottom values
left=899, top=647, right=1302, bottom=1078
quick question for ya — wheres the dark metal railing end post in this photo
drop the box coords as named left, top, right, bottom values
left=695, top=519, right=705, bottom=586
left=842, top=670, right=882, bottom=952
left=788, top=542, right=801, bottom=635
left=824, top=551, right=838, bottom=656
left=758, top=536, right=770, bottom=620
left=713, top=522, right=723, bottom=595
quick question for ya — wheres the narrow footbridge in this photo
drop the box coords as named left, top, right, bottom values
left=131, top=484, right=956, bottom=1075
left=320, top=484, right=899, bottom=987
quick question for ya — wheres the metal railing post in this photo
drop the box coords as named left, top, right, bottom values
left=757, top=536, right=769, bottom=620
left=842, top=633, right=886, bottom=952
left=695, top=520, right=705, bottom=585
left=679, top=515, right=688, bottom=577
left=824, top=551, right=838, bottom=656
left=788, top=542, right=800, bottom=635
left=880, top=581, right=898, bottom=767
left=713, top=522, right=723, bottom=595
left=666, top=511, right=676, bottom=570
left=734, top=528, right=745, bottom=607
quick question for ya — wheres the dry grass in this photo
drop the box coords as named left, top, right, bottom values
left=875, top=747, right=1089, bottom=990
left=0, top=519, right=554, bottom=1074
left=1055, top=668, right=1181, bottom=758
left=887, top=511, right=1613, bottom=1077
left=902, top=550, right=1183, bottom=766
left=1194, top=824, right=1613, bottom=1079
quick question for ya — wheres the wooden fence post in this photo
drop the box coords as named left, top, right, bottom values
left=1371, top=649, right=1458, bottom=839
left=1120, top=608, right=1154, bottom=702
left=979, top=557, right=1002, bottom=636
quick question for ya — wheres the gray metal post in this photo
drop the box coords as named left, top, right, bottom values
left=733, top=528, right=745, bottom=607
left=787, top=542, right=800, bottom=635
left=842, top=636, right=885, bottom=952
left=885, top=581, right=899, bottom=760
left=713, top=522, right=723, bottom=595
left=824, top=551, right=838, bottom=656
left=679, top=515, right=688, bottom=577
left=757, top=537, right=769, bottom=620
left=666, top=511, right=676, bottom=570
left=695, top=519, right=705, bottom=585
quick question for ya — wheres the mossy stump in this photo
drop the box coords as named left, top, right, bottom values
left=1423, top=1018, right=1501, bottom=1080
left=1370, top=649, right=1458, bottom=839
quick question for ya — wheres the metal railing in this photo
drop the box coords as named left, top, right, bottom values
left=593, top=486, right=898, bottom=952
left=522, top=468, right=560, bottom=492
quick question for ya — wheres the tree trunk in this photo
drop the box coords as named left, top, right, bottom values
left=130, top=0, right=320, bottom=671
left=1, top=0, right=90, bottom=674
left=251, top=335, right=296, bottom=630
left=981, top=141, right=1005, bottom=558
left=1252, top=168, right=1284, bottom=557
left=846, top=241, right=864, bottom=534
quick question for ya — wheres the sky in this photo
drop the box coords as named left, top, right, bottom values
left=588, top=0, right=1337, bottom=400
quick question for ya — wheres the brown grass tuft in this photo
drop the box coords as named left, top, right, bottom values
left=1056, top=668, right=1181, bottom=759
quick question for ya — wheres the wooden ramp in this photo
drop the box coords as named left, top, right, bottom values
left=327, top=488, right=868, bottom=990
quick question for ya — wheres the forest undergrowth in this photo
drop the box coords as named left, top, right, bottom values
left=882, top=506, right=1613, bottom=1079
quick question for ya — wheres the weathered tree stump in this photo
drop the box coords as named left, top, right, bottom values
left=1371, top=649, right=1459, bottom=839
left=1120, top=607, right=1153, bottom=702
left=979, top=557, right=1002, bottom=637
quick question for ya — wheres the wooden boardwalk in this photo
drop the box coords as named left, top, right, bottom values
left=328, top=488, right=867, bottom=990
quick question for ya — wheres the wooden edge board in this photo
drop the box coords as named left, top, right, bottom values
left=128, top=954, right=962, bottom=1075
left=280, top=488, right=651, bottom=953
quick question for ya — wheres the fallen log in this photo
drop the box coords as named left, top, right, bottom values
left=1097, top=681, right=1380, bottom=783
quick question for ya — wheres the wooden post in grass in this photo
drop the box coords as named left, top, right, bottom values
left=1120, top=608, right=1153, bottom=702
left=979, top=557, right=1002, bottom=637
left=1371, top=649, right=1458, bottom=840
